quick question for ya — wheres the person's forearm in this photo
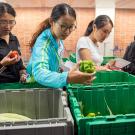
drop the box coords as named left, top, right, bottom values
left=0, top=61, right=7, bottom=73
left=0, top=59, right=7, bottom=66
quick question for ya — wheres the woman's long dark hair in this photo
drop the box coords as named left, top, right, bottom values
left=0, top=2, right=16, bottom=17
left=84, top=15, right=113, bottom=36
left=30, top=3, right=76, bottom=48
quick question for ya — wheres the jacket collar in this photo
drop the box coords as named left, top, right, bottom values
left=0, top=33, right=16, bottom=41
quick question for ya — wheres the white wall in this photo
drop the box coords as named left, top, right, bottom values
left=96, top=0, right=115, bottom=56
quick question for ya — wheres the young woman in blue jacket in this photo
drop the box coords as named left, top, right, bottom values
left=27, top=3, right=95, bottom=88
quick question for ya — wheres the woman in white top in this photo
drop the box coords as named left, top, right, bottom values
left=76, top=15, right=114, bottom=70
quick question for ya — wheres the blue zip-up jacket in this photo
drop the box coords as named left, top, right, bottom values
left=26, top=28, right=68, bottom=88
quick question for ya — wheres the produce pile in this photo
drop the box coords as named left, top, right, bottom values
left=79, top=60, right=96, bottom=73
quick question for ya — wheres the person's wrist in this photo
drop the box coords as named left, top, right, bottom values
left=0, top=60, right=7, bottom=67
left=20, top=72, right=26, bottom=77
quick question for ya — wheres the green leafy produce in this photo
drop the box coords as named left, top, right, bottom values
left=79, top=60, right=96, bottom=73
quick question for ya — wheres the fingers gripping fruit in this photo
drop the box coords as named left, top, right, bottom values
left=10, top=51, right=19, bottom=58
left=79, top=60, right=96, bottom=73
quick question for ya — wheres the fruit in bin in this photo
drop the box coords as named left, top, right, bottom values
left=86, top=112, right=101, bottom=117
left=79, top=60, right=96, bottom=73
left=86, top=113, right=96, bottom=117
left=10, top=50, right=19, bottom=58
left=80, top=114, right=84, bottom=117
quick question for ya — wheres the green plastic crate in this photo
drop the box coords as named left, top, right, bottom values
left=68, top=84, right=135, bottom=135
left=93, top=71, right=135, bottom=84
left=68, top=71, right=135, bottom=89
left=101, top=56, right=116, bottom=65
left=62, top=57, right=69, bottom=62
left=69, top=53, right=76, bottom=63
left=0, top=82, right=45, bottom=90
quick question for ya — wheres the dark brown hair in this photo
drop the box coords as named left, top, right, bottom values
left=0, top=2, right=16, bottom=17
left=84, top=15, right=113, bottom=36
left=30, top=3, right=76, bottom=48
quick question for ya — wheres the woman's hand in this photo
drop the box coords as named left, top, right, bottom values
left=105, top=60, right=121, bottom=70
left=67, top=62, right=96, bottom=84
left=19, top=69, right=27, bottom=83
left=105, top=60, right=116, bottom=69
left=96, top=66, right=111, bottom=71
left=0, top=51, right=20, bottom=66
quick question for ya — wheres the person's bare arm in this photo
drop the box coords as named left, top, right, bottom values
left=79, top=48, right=111, bottom=71
left=79, top=48, right=92, bottom=60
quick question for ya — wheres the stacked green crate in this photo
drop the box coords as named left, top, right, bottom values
left=64, top=55, right=115, bottom=65
left=62, top=53, right=76, bottom=63
left=69, top=53, right=76, bottom=63
left=68, top=71, right=135, bottom=91
left=68, top=84, right=135, bottom=135
left=68, top=71, right=135, bottom=135
left=62, top=57, right=69, bottom=62
left=93, top=71, right=135, bottom=84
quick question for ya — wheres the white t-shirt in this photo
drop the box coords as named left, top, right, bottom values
left=76, top=36, right=103, bottom=65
